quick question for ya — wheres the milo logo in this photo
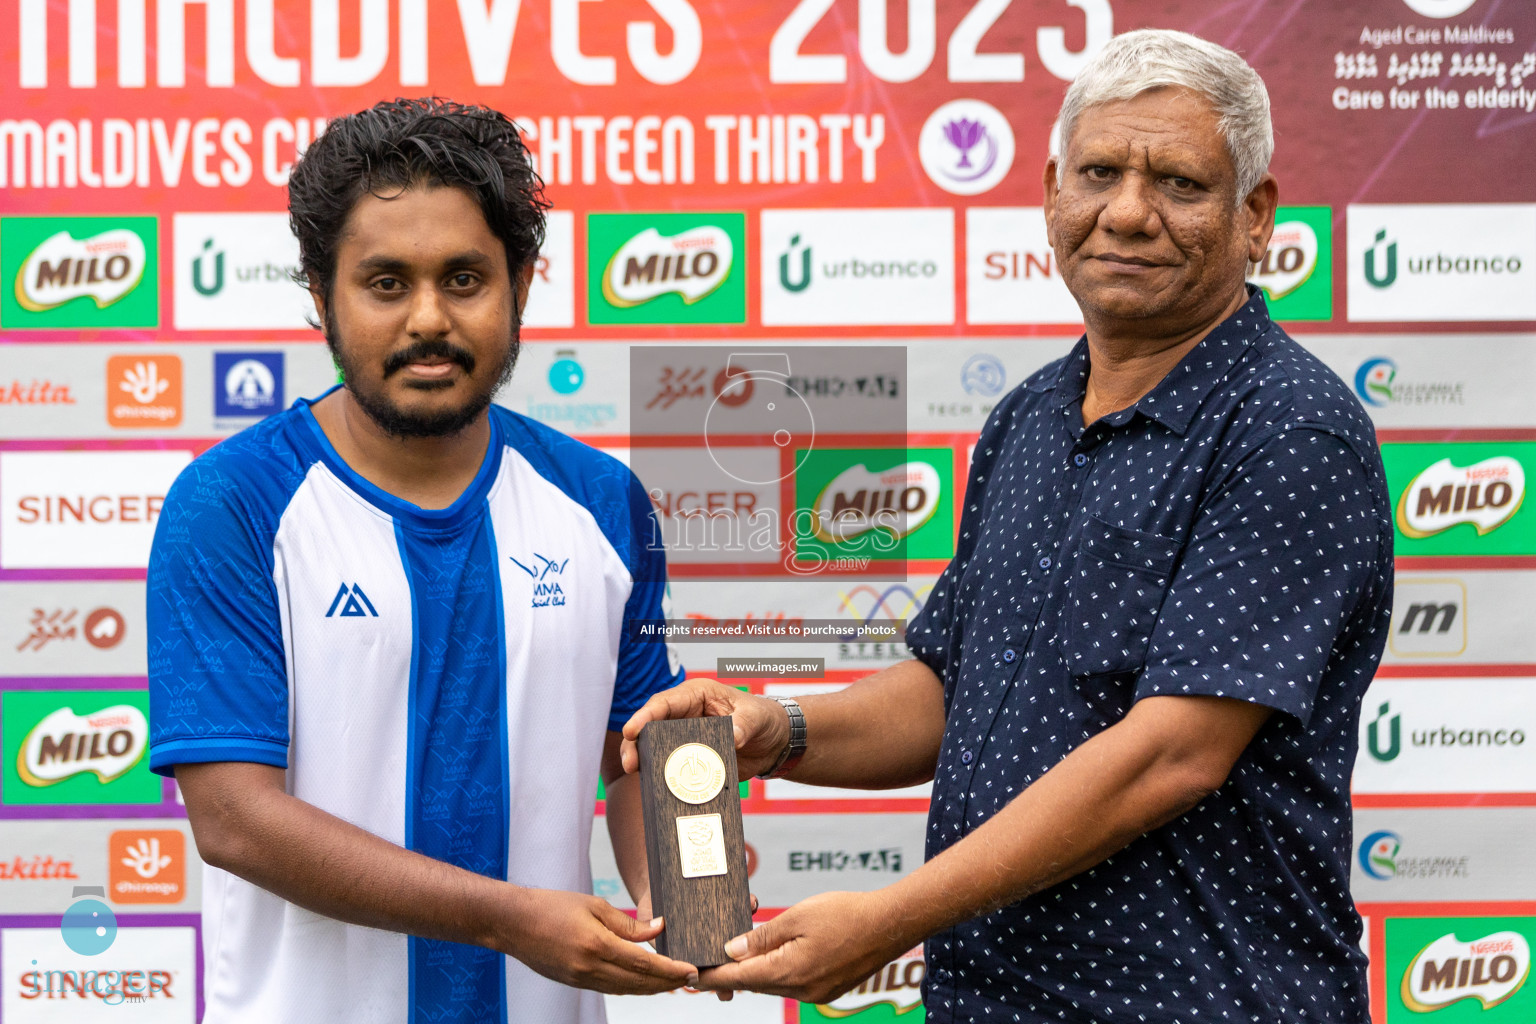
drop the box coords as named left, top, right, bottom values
left=811, top=461, right=942, bottom=544
left=16, top=230, right=146, bottom=312
left=1396, top=457, right=1525, bottom=539
left=808, top=949, right=925, bottom=1018
left=1247, top=206, right=1332, bottom=320
left=1, top=216, right=158, bottom=329
left=602, top=226, right=733, bottom=308
left=18, top=704, right=148, bottom=786
left=586, top=213, right=746, bottom=325
left=1250, top=218, right=1319, bottom=300
left=1401, top=930, right=1530, bottom=1012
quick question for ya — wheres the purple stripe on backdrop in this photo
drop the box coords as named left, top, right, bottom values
left=0, top=677, right=147, bottom=690
left=0, top=569, right=148, bottom=582
left=0, top=778, right=184, bottom=820
left=0, top=912, right=204, bottom=1022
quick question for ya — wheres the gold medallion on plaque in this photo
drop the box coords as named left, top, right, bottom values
left=664, top=742, right=727, bottom=804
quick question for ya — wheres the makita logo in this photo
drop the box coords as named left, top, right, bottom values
left=1401, top=930, right=1530, bottom=1012
left=18, top=704, right=148, bottom=785
left=325, top=583, right=378, bottom=618
left=602, top=226, right=732, bottom=307
left=16, top=229, right=146, bottom=311
left=1396, top=456, right=1525, bottom=538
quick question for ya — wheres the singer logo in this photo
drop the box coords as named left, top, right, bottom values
left=1396, top=457, right=1524, bottom=538
left=1401, top=929, right=1530, bottom=1012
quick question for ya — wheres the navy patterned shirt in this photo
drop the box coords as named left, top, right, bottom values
left=905, top=289, right=1392, bottom=1023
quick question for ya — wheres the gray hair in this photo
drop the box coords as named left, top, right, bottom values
left=1053, top=29, right=1273, bottom=203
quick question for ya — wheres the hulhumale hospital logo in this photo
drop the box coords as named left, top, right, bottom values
left=1356, top=358, right=1397, bottom=406
left=919, top=99, right=1015, bottom=196
left=1359, top=830, right=1403, bottom=879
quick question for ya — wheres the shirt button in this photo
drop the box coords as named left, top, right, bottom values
left=1074, top=453, right=1089, bottom=467
left=1002, top=648, right=1016, bottom=663
left=960, top=749, right=974, bottom=765
left=1038, top=556, right=1052, bottom=570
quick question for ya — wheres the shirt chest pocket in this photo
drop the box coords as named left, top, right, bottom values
left=1063, top=516, right=1181, bottom=677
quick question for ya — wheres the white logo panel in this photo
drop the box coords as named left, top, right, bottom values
left=0, top=450, right=192, bottom=569
left=761, top=209, right=954, bottom=326
left=1354, top=677, right=1536, bottom=794
left=521, top=210, right=574, bottom=328
left=173, top=212, right=311, bottom=330
left=1347, top=204, right=1536, bottom=322
left=965, top=207, right=1081, bottom=324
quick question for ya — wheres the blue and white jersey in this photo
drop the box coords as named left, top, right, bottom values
left=147, top=392, right=683, bottom=1024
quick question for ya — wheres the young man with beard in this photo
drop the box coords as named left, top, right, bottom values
left=147, top=99, right=695, bottom=1024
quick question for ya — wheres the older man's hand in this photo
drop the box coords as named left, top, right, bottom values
left=695, top=891, right=915, bottom=1004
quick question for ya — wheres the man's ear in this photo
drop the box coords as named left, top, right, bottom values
left=515, top=262, right=537, bottom=320
left=1042, top=157, right=1061, bottom=246
left=308, top=283, right=327, bottom=334
left=1244, top=173, right=1280, bottom=264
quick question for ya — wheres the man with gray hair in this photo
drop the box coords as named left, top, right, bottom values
left=623, top=28, right=1390, bottom=1022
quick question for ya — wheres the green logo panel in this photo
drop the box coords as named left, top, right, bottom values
left=1382, top=441, right=1536, bottom=557
left=0, top=216, right=159, bottom=329
left=800, top=1001, right=924, bottom=1021
left=1, top=690, right=159, bottom=806
left=586, top=212, right=746, bottom=325
left=793, top=448, right=955, bottom=564
left=1385, top=916, right=1535, bottom=1022
left=1251, top=205, right=1331, bottom=321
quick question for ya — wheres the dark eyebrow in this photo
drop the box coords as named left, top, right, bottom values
left=353, top=250, right=497, bottom=275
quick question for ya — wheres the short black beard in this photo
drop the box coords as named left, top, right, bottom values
left=326, top=310, right=520, bottom=439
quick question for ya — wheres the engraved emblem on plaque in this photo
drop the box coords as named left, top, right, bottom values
left=676, top=813, right=729, bottom=878
left=664, top=743, right=727, bottom=804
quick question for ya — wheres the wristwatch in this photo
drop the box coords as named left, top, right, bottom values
left=758, top=696, right=808, bottom=779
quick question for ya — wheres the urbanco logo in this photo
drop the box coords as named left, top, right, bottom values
left=919, top=99, right=1015, bottom=196
left=760, top=209, right=954, bottom=326
left=1347, top=204, right=1536, bottom=322
left=587, top=213, right=746, bottom=325
left=172, top=212, right=311, bottom=330
left=1, top=216, right=158, bottom=329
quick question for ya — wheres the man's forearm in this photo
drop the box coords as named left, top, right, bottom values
left=876, top=695, right=1273, bottom=946
left=784, top=659, right=947, bottom=790
left=604, top=769, right=651, bottom=908
left=179, top=762, right=512, bottom=948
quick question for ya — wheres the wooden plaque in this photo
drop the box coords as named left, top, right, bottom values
left=638, top=716, right=753, bottom=967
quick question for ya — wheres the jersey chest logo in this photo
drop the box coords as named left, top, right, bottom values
left=325, top=582, right=378, bottom=618
left=509, top=553, right=569, bottom=609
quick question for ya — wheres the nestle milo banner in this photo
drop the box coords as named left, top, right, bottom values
left=1386, top=916, right=1534, bottom=1021
left=1382, top=441, right=1536, bottom=557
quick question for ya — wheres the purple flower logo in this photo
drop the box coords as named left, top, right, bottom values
left=920, top=100, right=1015, bottom=196
left=942, top=118, right=990, bottom=169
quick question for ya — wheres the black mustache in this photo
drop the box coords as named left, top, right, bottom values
left=383, top=340, right=476, bottom=378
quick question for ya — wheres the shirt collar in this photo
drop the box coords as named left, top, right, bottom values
left=1036, top=286, right=1272, bottom=437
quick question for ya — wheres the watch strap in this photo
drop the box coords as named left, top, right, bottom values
left=759, top=696, right=807, bottom=779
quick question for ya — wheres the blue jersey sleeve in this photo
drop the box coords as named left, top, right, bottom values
left=609, top=473, right=685, bottom=729
left=146, top=438, right=302, bottom=776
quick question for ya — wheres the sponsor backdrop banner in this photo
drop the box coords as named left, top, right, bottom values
left=1, top=1, right=1533, bottom=1020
